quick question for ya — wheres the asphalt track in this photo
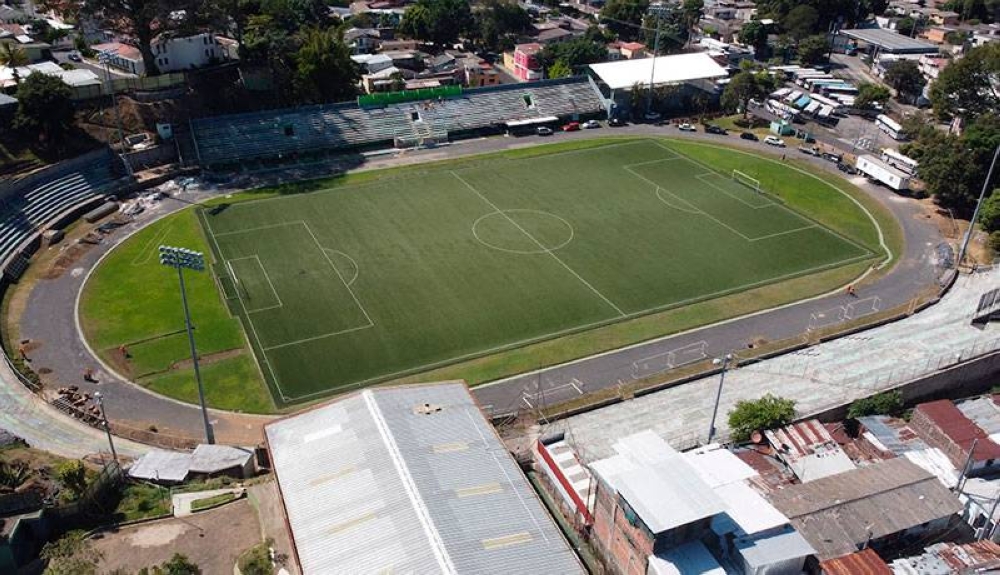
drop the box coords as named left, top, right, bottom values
left=8, top=126, right=943, bottom=453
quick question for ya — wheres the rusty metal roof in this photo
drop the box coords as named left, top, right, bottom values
left=819, top=549, right=891, bottom=575
left=914, top=400, right=1000, bottom=462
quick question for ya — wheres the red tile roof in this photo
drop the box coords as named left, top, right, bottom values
left=515, top=43, right=542, bottom=55
left=915, top=400, right=1000, bottom=461
left=820, top=549, right=891, bottom=575
left=92, top=42, right=142, bottom=62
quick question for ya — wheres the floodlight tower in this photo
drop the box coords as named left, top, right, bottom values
left=707, top=353, right=735, bottom=444
left=159, top=245, right=214, bottom=444
left=93, top=391, right=118, bottom=464
left=97, top=48, right=133, bottom=177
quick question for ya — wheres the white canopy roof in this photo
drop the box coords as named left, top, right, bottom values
left=589, top=52, right=728, bottom=91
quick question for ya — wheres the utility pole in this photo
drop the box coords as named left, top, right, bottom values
left=97, top=48, right=133, bottom=177
left=956, top=438, right=979, bottom=493
left=93, top=391, right=118, bottom=464
left=958, top=143, right=1000, bottom=268
left=159, top=246, right=214, bottom=444
left=707, top=353, right=734, bottom=444
left=645, top=6, right=664, bottom=118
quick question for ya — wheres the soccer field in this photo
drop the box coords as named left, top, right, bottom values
left=199, top=139, right=874, bottom=402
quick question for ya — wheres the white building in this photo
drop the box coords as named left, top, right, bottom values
left=94, top=32, right=231, bottom=76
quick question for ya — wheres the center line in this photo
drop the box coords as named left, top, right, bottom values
left=451, top=171, right=626, bottom=318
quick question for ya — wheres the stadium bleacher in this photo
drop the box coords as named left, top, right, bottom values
left=191, top=77, right=606, bottom=167
left=0, top=157, right=118, bottom=275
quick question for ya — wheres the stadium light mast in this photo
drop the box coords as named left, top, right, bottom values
left=97, top=48, right=133, bottom=177
left=159, top=245, right=215, bottom=444
left=645, top=4, right=666, bottom=117
left=707, top=353, right=734, bottom=444
left=958, top=143, right=1000, bottom=268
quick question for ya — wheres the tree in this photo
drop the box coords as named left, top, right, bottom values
left=600, top=0, right=649, bottom=42
left=847, top=390, right=904, bottom=419
left=42, top=531, right=102, bottom=575
left=643, top=6, right=690, bottom=53
left=854, top=82, right=891, bottom=109
left=783, top=5, right=819, bottom=39
left=539, top=38, right=607, bottom=73
left=796, top=34, right=829, bottom=66
left=930, top=42, right=1000, bottom=120
left=81, top=0, right=189, bottom=76
left=883, top=59, right=926, bottom=102
left=0, top=43, right=28, bottom=85
left=294, top=26, right=358, bottom=104
left=739, top=20, right=769, bottom=56
left=547, top=58, right=572, bottom=79
left=159, top=553, right=202, bottom=575
left=239, top=541, right=275, bottom=575
left=55, top=460, right=88, bottom=501
left=721, top=69, right=773, bottom=118
left=980, top=189, right=1000, bottom=233
left=398, top=0, right=474, bottom=46
left=474, top=0, right=532, bottom=52
left=896, top=16, right=917, bottom=37
left=727, top=394, right=796, bottom=442
left=681, top=0, right=704, bottom=35
left=14, top=72, right=75, bottom=145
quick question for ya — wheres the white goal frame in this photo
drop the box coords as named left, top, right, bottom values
left=732, top=169, right=762, bottom=193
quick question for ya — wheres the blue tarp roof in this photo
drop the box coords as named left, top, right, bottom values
left=795, top=95, right=812, bottom=108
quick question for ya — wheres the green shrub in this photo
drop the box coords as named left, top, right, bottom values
left=727, top=394, right=796, bottom=442
left=848, top=390, right=904, bottom=419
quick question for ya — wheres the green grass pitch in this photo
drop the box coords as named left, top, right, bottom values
left=197, top=139, right=874, bottom=403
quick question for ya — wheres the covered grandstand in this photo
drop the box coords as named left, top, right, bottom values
left=190, top=76, right=604, bottom=168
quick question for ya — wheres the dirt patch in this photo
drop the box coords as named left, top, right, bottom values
left=918, top=198, right=961, bottom=241
left=41, top=242, right=95, bottom=280
left=91, top=499, right=264, bottom=575
left=169, top=348, right=244, bottom=371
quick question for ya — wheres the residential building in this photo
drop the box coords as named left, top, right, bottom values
left=510, top=43, right=544, bottom=82
left=0, top=5, right=27, bottom=24
left=922, top=26, right=953, bottom=44
left=0, top=61, right=100, bottom=98
left=127, top=444, right=257, bottom=484
left=917, top=53, right=951, bottom=81
left=94, top=32, right=230, bottom=76
left=618, top=41, right=647, bottom=59
left=820, top=549, right=892, bottom=575
left=536, top=27, right=575, bottom=45
left=764, top=420, right=856, bottom=483
left=890, top=541, right=1000, bottom=573
left=344, top=27, right=381, bottom=54
left=766, top=457, right=962, bottom=561
left=462, top=57, right=500, bottom=87
left=928, top=10, right=960, bottom=26
left=264, top=382, right=586, bottom=575
left=910, top=399, right=1000, bottom=475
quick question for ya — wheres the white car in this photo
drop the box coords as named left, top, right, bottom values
left=582, top=120, right=600, bottom=129
left=764, top=135, right=786, bottom=147
left=678, top=123, right=697, bottom=132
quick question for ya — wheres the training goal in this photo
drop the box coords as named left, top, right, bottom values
left=732, top=170, right=762, bottom=193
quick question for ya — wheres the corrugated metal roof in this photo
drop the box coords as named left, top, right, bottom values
left=188, top=444, right=253, bottom=474
left=128, top=449, right=191, bottom=482
left=890, top=541, right=1000, bottom=574
left=957, top=397, right=1000, bottom=436
left=857, top=415, right=928, bottom=455
left=765, top=420, right=856, bottom=482
left=648, top=540, right=727, bottom=575
left=914, top=400, right=1000, bottom=462
left=767, top=458, right=962, bottom=560
left=265, top=383, right=585, bottom=575
left=734, top=525, right=814, bottom=569
left=590, top=431, right=725, bottom=534
left=820, top=549, right=892, bottom=575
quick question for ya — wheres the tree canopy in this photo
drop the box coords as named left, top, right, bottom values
left=295, top=26, right=358, bottom=104
left=721, top=69, right=774, bottom=117
left=854, top=82, right=890, bottom=109
left=600, top=0, right=649, bottom=42
left=539, top=37, right=607, bottom=73
left=796, top=34, right=830, bottom=66
left=739, top=20, right=769, bottom=56
left=930, top=43, right=1000, bottom=121
left=727, top=394, right=796, bottom=442
left=473, top=0, right=532, bottom=52
left=13, top=72, right=75, bottom=146
left=399, top=0, right=474, bottom=46
left=883, top=59, right=926, bottom=103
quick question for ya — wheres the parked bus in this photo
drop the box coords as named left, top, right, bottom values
left=876, top=114, right=906, bottom=141
left=822, top=84, right=859, bottom=96
left=808, top=93, right=845, bottom=113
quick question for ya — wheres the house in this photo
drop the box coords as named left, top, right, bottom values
left=0, top=61, right=100, bottom=98
left=618, top=41, right=646, bottom=59
left=819, top=548, right=892, bottom=575
left=764, top=420, right=856, bottom=483
left=460, top=57, right=499, bottom=87
left=94, top=32, right=230, bottom=76
left=922, top=26, right=953, bottom=44
left=766, top=458, right=962, bottom=561
left=536, top=27, right=575, bottom=45
left=264, top=382, right=585, bottom=575
left=510, top=43, right=544, bottom=82
left=917, top=53, right=951, bottom=80
left=587, top=432, right=813, bottom=575
left=0, top=5, right=27, bottom=24
left=929, top=9, right=960, bottom=26
left=127, top=444, right=256, bottom=484
left=910, top=399, right=1000, bottom=475
left=890, top=541, right=1000, bottom=572
left=344, top=27, right=380, bottom=54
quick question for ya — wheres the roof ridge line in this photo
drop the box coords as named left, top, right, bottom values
left=363, top=390, right=458, bottom=575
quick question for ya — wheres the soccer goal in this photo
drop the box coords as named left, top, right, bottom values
left=732, top=170, right=762, bottom=193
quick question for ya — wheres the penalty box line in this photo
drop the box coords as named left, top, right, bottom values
left=228, top=255, right=284, bottom=313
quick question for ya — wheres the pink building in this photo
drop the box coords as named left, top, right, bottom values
left=512, top=42, right=544, bottom=82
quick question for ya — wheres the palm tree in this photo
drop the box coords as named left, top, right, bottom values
left=0, top=42, right=28, bottom=85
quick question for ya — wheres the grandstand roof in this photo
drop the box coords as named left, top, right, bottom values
left=589, top=52, right=728, bottom=91
left=265, top=382, right=585, bottom=575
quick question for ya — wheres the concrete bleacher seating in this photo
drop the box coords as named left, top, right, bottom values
left=0, top=161, right=116, bottom=269
left=191, top=77, right=606, bottom=167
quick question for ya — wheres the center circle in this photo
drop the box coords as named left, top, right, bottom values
left=472, top=209, right=575, bottom=255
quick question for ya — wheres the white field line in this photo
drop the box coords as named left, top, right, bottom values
left=302, top=221, right=375, bottom=327
left=278, top=251, right=873, bottom=402
left=750, top=225, right=820, bottom=242
left=263, top=324, right=374, bottom=351
left=451, top=170, right=626, bottom=318
left=130, top=222, right=174, bottom=266
left=655, top=188, right=703, bottom=215
left=202, top=214, right=287, bottom=399
left=210, top=220, right=307, bottom=237
left=229, top=255, right=284, bottom=313
left=695, top=172, right=776, bottom=209
left=655, top=139, right=891, bottom=267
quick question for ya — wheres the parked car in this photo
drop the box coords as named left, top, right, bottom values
left=644, top=111, right=663, bottom=124
left=837, top=162, right=858, bottom=174
left=740, top=132, right=758, bottom=141
left=764, top=135, right=786, bottom=147
left=705, top=125, right=728, bottom=135
left=582, top=120, right=601, bottom=129
left=562, top=122, right=580, bottom=132
left=608, top=117, right=627, bottom=127
left=823, top=152, right=843, bottom=163
left=798, top=145, right=821, bottom=156
left=536, top=126, right=553, bottom=136
left=678, top=123, right=697, bottom=132
left=68, top=51, right=82, bottom=62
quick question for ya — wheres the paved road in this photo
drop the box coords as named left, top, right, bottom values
left=10, top=125, right=944, bottom=452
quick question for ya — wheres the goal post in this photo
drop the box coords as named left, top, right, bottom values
left=732, top=169, right=762, bottom=193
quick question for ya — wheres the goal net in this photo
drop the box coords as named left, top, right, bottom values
left=732, top=170, right=761, bottom=193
